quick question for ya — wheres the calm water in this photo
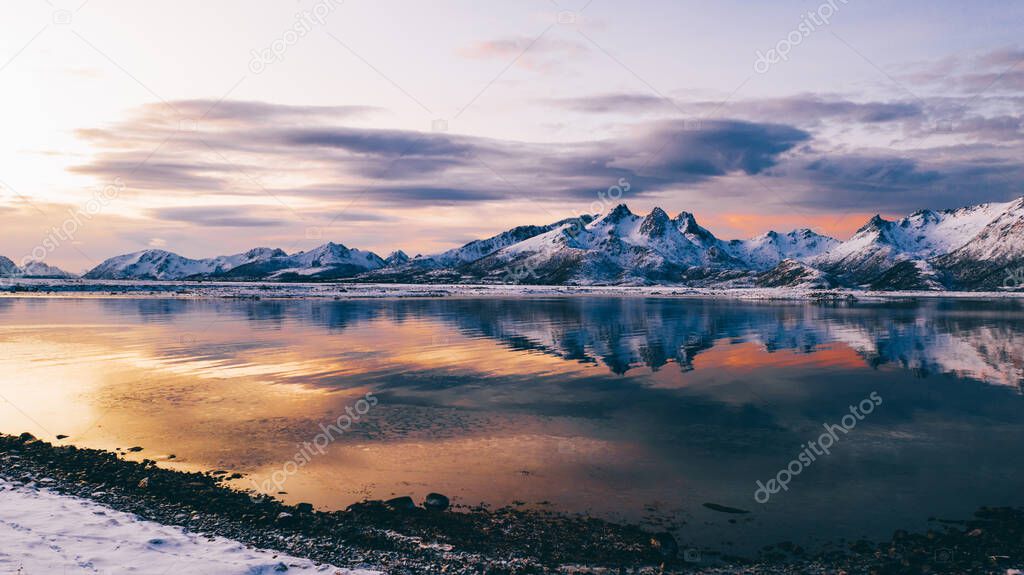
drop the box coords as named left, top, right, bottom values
left=2, top=296, right=1023, bottom=554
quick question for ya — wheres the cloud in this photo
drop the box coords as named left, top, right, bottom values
left=899, top=45, right=1024, bottom=95
left=544, top=93, right=674, bottom=114
left=285, top=128, right=477, bottom=158
left=72, top=101, right=811, bottom=208
left=641, top=120, right=810, bottom=178
left=149, top=206, right=285, bottom=228
left=803, top=155, right=942, bottom=190
left=70, top=98, right=1024, bottom=226
left=774, top=149, right=1024, bottom=213
left=156, top=99, right=377, bottom=125
left=71, top=158, right=230, bottom=192
left=941, top=115, right=1023, bottom=141
left=692, top=95, right=925, bottom=128
left=543, top=93, right=924, bottom=125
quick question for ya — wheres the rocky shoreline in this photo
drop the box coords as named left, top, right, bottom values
left=1, top=433, right=1021, bottom=574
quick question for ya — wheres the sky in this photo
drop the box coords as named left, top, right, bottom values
left=1, top=0, right=1023, bottom=272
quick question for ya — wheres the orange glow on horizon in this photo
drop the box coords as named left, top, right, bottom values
left=701, top=212, right=893, bottom=240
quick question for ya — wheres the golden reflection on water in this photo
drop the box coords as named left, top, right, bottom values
left=4, top=296, right=1024, bottom=551
left=0, top=299, right=626, bottom=512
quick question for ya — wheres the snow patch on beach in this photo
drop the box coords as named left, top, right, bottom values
left=0, top=478, right=379, bottom=575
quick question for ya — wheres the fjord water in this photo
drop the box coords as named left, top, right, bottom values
left=2, top=296, right=1023, bottom=553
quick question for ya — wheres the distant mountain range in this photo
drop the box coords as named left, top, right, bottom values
left=0, top=256, right=76, bottom=280
left=8, top=197, right=1024, bottom=291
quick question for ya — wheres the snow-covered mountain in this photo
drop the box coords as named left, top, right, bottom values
left=458, top=205, right=844, bottom=285
left=810, top=198, right=1024, bottom=289
left=729, top=229, right=839, bottom=270
left=931, top=197, right=1024, bottom=289
left=460, top=205, right=746, bottom=284
left=0, top=256, right=76, bottom=280
left=0, top=256, right=19, bottom=278
left=84, top=243, right=384, bottom=281
left=422, top=217, right=595, bottom=269
left=357, top=216, right=595, bottom=283
left=756, top=259, right=837, bottom=289
left=20, top=260, right=77, bottom=278
left=256, top=242, right=385, bottom=280
left=384, top=250, right=410, bottom=266
left=51, top=196, right=1024, bottom=289
left=84, top=248, right=286, bottom=280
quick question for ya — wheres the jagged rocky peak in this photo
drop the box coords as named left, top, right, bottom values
left=858, top=214, right=892, bottom=233
left=600, top=203, right=636, bottom=223
left=673, top=211, right=699, bottom=231
left=906, top=209, right=940, bottom=225
left=66, top=196, right=1024, bottom=289
left=673, top=210, right=717, bottom=243
left=639, top=207, right=671, bottom=236
left=321, top=241, right=349, bottom=252
left=243, top=247, right=287, bottom=259
left=384, top=250, right=410, bottom=266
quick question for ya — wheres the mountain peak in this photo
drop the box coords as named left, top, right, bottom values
left=600, top=203, right=635, bottom=223
left=857, top=214, right=892, bottom=234
left=385, top=250, right=410, bottom=266
left=671, top=210, right=702, bottom=233
left=243, top=247, right=287, bottom=259
left=906, top=209, right=940, bottom=225
left=673, top=211, right=698, bottom=229
left=639, top=207, right=671, bottom=236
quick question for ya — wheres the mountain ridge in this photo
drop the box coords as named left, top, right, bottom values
left=0, top=256, right=76, bottom=280
left=21, top=196, right=1024, bottom=291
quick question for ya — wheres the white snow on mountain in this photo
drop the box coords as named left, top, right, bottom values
left=20, top=260, right=77, bottom=278
left=289, top=242, right=383, bottom=269
left=475, top=205, right=835, bottom=284
left=84, top=248, right=286, bottom=280
left=728, top=229, right=840, bottom=270
left=419, top=218, right=589, bottom=268
left=0, top=255, right=19, bottom=277
left=0, top=257, right=76, bottom=279
left=83, top=244, right=384, bottom=280
left=935, top=197, right=1024, bottom=263
left=262, top=242, right=385, bottom=279
left=384, top=250, right=410, bottom=266
left=493, top=205, right=731, bottom=271
left=814, top=199, right=1017, bottom=271
left=208, top=247, right=288, bottom=272
left=61, top=196, right=1024, bottom=288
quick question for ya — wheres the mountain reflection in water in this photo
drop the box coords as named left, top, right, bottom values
left=1, top=296, right=1023, bottom=554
